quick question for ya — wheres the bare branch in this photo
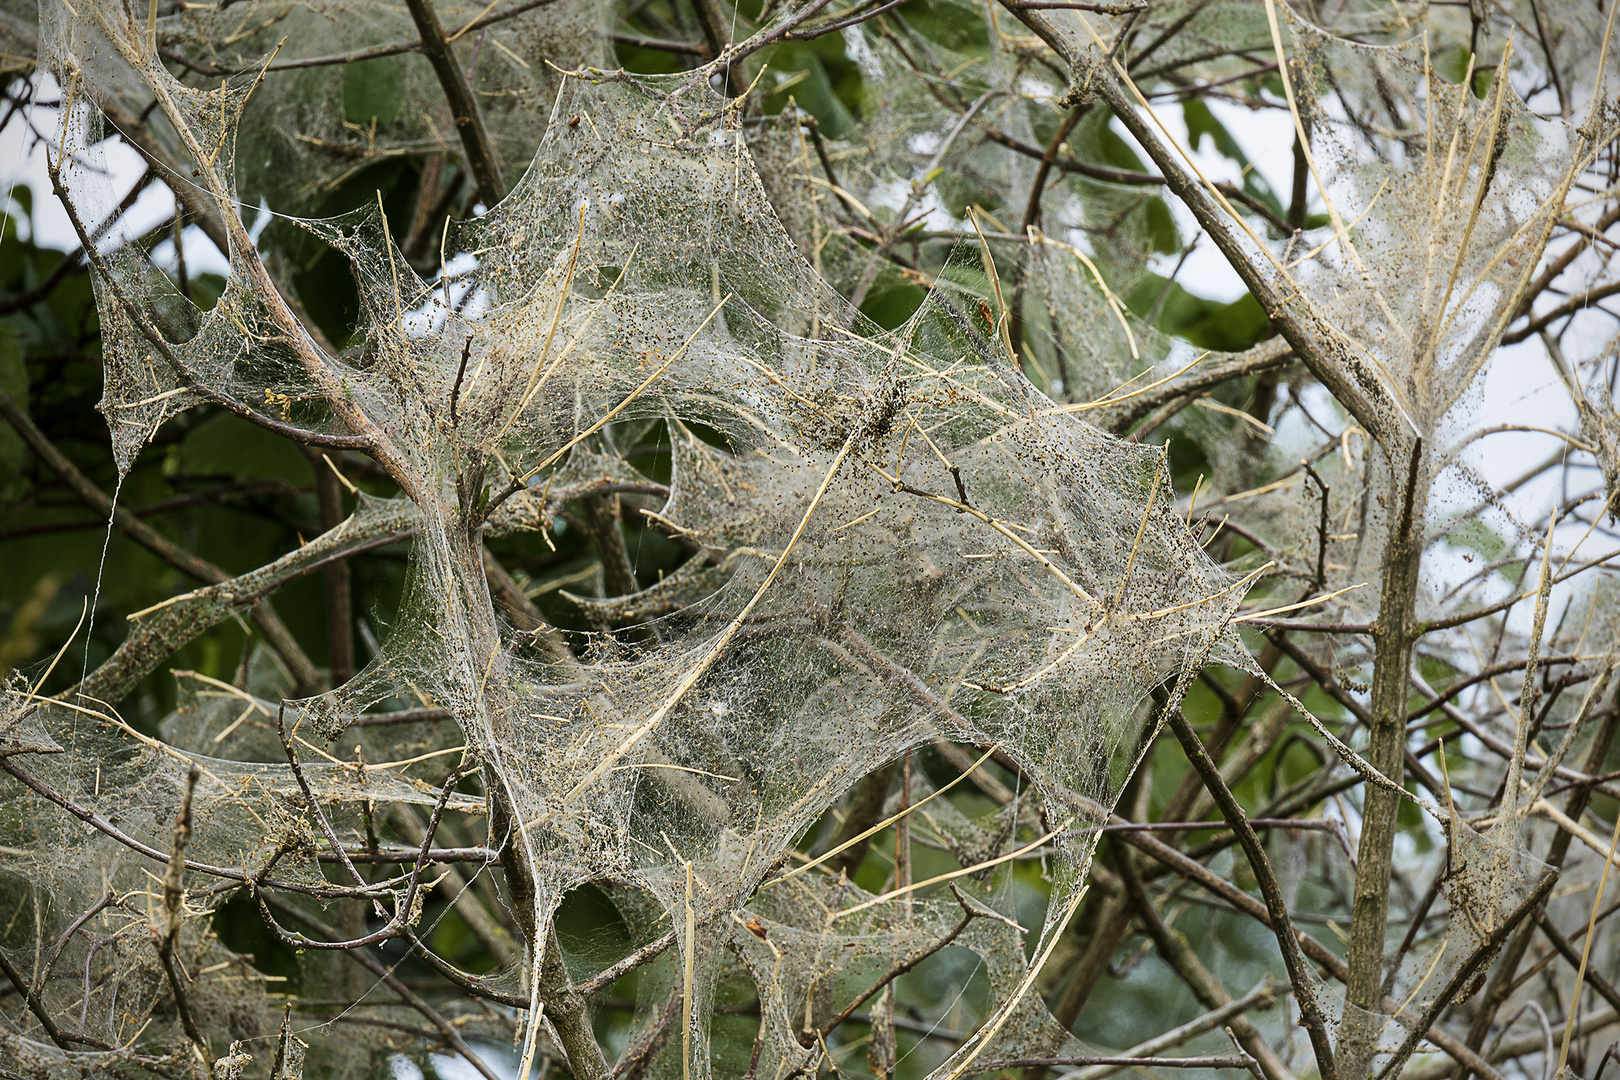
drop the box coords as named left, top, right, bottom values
left=0, top=386, right=323, bottom=697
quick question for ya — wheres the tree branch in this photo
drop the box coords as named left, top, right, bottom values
left=153, top=764, right=211, bottom=1072
left=1007, top=25, right=1390, bottom=441
left=1373, top=869, right=1558, bottom=1080
left=261, top=895, right=503, bottom=1080
left=0, top=386, right=323, bottom=697
left=402, top=0, right=505, bottom=207
left=1167, top=709, right=1337, bottom=1080
left=1345, top=439, right=1426, bottom=1042
left=1113, top=839, right=1297, bottom=1080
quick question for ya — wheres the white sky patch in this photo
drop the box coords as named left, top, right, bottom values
left=430, top=1045, right=519, bottom=1080
left=3, top=74, right=243, bottom=278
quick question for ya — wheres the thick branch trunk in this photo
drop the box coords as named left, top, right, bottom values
left=1344, top=442, right=1426, bottom=1041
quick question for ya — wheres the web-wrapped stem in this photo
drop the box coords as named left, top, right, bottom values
left=50, top=11, right=415, bottom=489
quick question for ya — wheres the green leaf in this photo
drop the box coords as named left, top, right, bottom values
left=1182, top=97, right=1248, bottom=164
left=1067, top=110, right=1182, bottom=253
left=858, top=277, right=929, bottom=331
left=342, top=57, right=406, bottom=127
left=757, top=43, right=859, bottom=138
left=896, top=0, right=990, bottom=53
left=1437, top=46, right=1471, bottom=86
left=1442, top=518, right=1523, bottom=583
left=1075, top=108, right=1149, bottom=174
left=1183, top=98, right=1286, bottom=223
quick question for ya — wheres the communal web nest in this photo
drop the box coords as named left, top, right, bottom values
left=10, top=0, right=1600, bottom=1075
left=158, top=0, right=602, bottom=213
left=6, top=6, right=1264, bottom=1075
left=1171, top=13, right=1596, bottom=1077
left=1186, top=4, right=1587, bottom=617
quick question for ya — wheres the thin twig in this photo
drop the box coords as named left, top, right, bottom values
left=153, top=764, right=211, bottom=1071
left=403, top=0, right=505, bottom=206
left=261, top=896, right=502, bottom=1080
left=1168, top=709, right=1338, bottom=1080
left=1374, top=868, right=1558, bottom=1080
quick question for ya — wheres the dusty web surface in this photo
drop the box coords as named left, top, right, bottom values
left=7, top=0, right=1620, bottom=1076
left=8, top=7, right=1249, bottom=1073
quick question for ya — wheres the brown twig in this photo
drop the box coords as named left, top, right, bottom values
left=44, top=152, right=388, bottom=461
left=1340, top=438, right=1426, bottom=1042
left=390, top=802, right=514, bottom=963
left=528, top=928, right=608, bottom=1080
left=818, top=893, right=977, bottom=1037
left=1300, top=460, right=1329, bottom=596
left=403, top=0, right=505, bottom=207
left=153, top=763, right=211, bottom=1072
left=783, top=0, right=909, bottom=40
left=1113, top=840, right=1295, bottom=1080
left=1167, top=709, right=1338, bottom=1080
left=260, top=722, right=468, bottom=949
left=0, top=758, right=389, bottom=899
left=1461, top=704, right=1620, bottom=1073
left=1104, top=340, right=1293, bottom=435
left=261, top=896, right=503, bottom=1080
left=70, top=511, right=414, bottom=708
left=1112, top=820, right=1506, bottom=1079
left=0, top=947, right=93, bottom=1051
left=579, top=929, right=678, bottom=996
left=1505, top=279, right=1620, bottom=344
left=0, top=244, right=83, bottom=316
left=1535, top=908, right=1620, bottom=1014
left=160, top=0, right=568, bottom=78
left=0, top=480, right=315, bottom=542
left=1373, top=868, right=1559, bottom=1080
left=971, top=1056, right=1258, bottom=1073
left=311, top=451, right=354, bottom=687
left=986, top=129, right=1295, bottom=233
left=0, top=387, right=323, bottom=697
left=397, top=927, right=526, bottom=1007
left=1051, top=32, right=1387, bottom=438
